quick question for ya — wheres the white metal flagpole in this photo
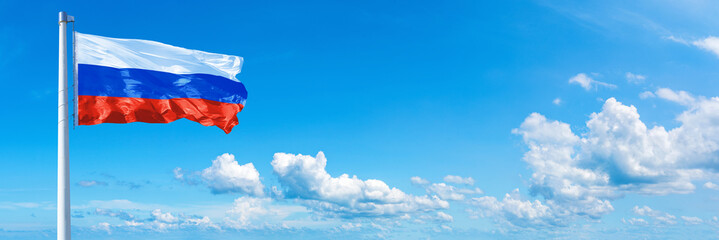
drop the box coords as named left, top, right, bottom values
left=58, top=11, right=73, bottom=240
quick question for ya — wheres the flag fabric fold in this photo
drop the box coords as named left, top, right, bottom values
left=75, top=32, right=246, bottom=133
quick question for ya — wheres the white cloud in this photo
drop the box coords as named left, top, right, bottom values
left=655, top=88, right=696, bottom=106
left=419, top=211, right=454, bottom=222
left=470, top=189, right=560, bottom=228
left=172, top=167, right=200, bottom=185
left=339, top=222, right=362, bottom=231
left=569, top=73, right=616, bottom=91
left=681, top=216, right=703, bottom=225
left=89, top=207, right=220, bottom=232
left=93, top=208, right=135, bottom=221
left=693, top=36, right=719, bottom=58
left=224, top=196, right=271, bottom=229
left=443, top=175, right=474, bottom=185
left=173, top=167, right=184, bottom=181
left=93, top=222, right=111, bottom=234
left=711, top=216, right=719, bottom=227
left=223, top=196, right=308, bottom=230
left=77, top=180, right=108, bottom=187
left=0, top=201, right=54, bottom=210
left=666, top=35, right=689, bottom=45
left=639, top=91, right=655, bottom=99
left=151, top=209, right=178, bottom=223
left=74, top=199, right=167, bottom=211
left=271, top=152, right=449, bottom=218
left=410, top=176, right=429, bottom=185
left=553, top=98, right=561, bottom=105
left=703, top=182, right=719, bottom=190
left=436, top=211, right=454, bottom=222
left=124, top=220, right=144, bottom=227
left=669, top=36, right=719, bottom=58
left=184, top=216, right=218, bottom=229
left=440, top=225, right=452, bottom=231
left=424, top=183, right=483, bottom=201
left=622, top=217, right=648, bottom=226
left=626, top=72, right=646, bottom=84
left=483, top=93, right=719, bottom=227
left=632, top=206, right=677, bottom=225
left=517, top=96, right=719, bottom=196
left=201, top=153, right=265, bottom=196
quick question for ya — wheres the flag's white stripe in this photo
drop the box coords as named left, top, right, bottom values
left=75, top=32, right=243, bottom=81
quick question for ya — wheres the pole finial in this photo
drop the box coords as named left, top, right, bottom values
left=59, top=11, right=74, bottom=23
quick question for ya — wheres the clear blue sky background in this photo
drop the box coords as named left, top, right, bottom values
left=2, top=0, right=719, bottom=239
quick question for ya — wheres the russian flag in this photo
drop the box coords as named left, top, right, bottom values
left=75, top=33, right=247, bottom=133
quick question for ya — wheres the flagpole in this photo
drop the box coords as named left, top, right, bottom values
left=58, top=11, right=72, bottom=240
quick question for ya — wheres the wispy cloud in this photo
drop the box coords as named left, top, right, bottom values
left=622, top=217, right=648, bottom=226
left=665, top=35, right=690, bottom=45
left=410, top=176, right=429, bottom=185
left=639, top=91, right=655, bottom=99
left=568, top=73, right=616, bottom=91
left=443, top=175, right=475, bottom=185
left=681, top=216, right=703, bottom=225
left=625, top=72, right=646, bottom=84
left=77, top=180, right=108, bottom=187
left=667, top=35, right=719, bottom=58
left=632, top=206, right=677, bottom=225
left=655, top=88, right=697, bottom=106
left=552, top=98, right=561, bottom=106
left=638, top=87, right=699, bottom=107
left=0, top=201, right=54, bottom=210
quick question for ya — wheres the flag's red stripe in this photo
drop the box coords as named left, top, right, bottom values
left=78, top=95, right=244, bottom=134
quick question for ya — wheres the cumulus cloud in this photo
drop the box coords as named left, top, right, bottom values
left=474, top=92, right=719, bottom=228
left=443, top=175, right=475, bottom=185
left=271, top=152, right=449, bottom=218
left=626, top=72, right=646, bottom=84
left=553, top=98, right=561, bottom=105
left=693, top=36, right=719, bottom=58
left=569, top=73, right=616, bottom=91
left=201, top=153, right=264, bottom=196
left=521, top=96, right=719, bottom=194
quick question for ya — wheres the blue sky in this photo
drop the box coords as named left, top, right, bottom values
left=2, top=0, right=719, bottom=239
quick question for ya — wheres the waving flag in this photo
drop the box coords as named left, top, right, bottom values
left=75, top=33, right=247, bottom=133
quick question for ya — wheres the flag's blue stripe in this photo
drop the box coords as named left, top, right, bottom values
left=78, top=64, right=247, bottom=104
